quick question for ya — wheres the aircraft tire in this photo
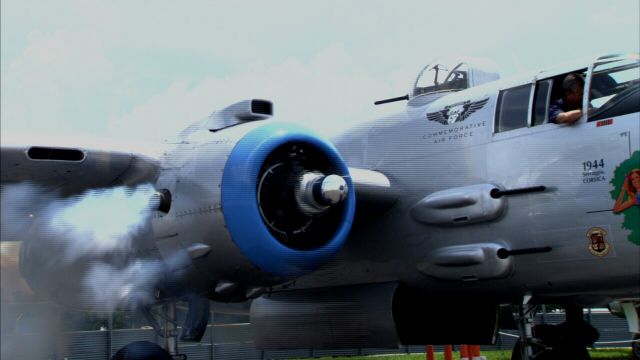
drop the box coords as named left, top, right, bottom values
left=510, top=339, right=555, bottom=360
left=111, top=341, right=172, bottom=360
left=510, top=340, right=523, bottom=360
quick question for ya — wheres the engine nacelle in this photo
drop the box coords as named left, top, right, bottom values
left=152, top=120, right=356, bottom=301
left=251, top=283, right=499, bottom=349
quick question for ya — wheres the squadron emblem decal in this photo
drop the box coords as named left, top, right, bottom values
left=586, top=227, right=611, bottom=257
left=427, top=98, right=489, bottom=125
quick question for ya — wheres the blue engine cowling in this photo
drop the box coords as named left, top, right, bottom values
left=221, top=122, right=356, bottom=277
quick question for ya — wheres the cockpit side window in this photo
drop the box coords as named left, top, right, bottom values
left=588, top=59, right=640, bottom=121
left=494, top=84, right=532, bottom=133
left=532, top=79, right=553, bottom=126
left=543, top=69, right=587, bottom=124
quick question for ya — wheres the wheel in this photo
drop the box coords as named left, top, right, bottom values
left=632, top=333, right=640, bottom=360
left=112, top=341, right=172, bottom=360
left=510, top=340, right=523, bottom=360
left=511, top=339, right=555, bottom=360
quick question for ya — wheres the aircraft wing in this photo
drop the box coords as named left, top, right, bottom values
left=1, top=141, right=160, bottom=196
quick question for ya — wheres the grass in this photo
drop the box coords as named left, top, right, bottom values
left=303, top=348, right=633, bottom=360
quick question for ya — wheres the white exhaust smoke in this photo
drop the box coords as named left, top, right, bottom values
left=81, top=259, right=164, bottom=313
left=45, top=184, right=156, bottom=262
left=0, top=182, right=170, bottom=312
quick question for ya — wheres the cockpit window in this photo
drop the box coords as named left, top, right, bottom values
left=413, top=62, right=469, bottom=97
left=495, top=84, right=532, bottom=132
left=588, top=57, right=640, bottom=121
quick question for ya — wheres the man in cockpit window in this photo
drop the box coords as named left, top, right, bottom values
left=549, top=73, right=585, bottom=124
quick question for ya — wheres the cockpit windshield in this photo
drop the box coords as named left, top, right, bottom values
left=588, top=54, right=640, bottom=121
left=413, top=61, right=469, bottom=97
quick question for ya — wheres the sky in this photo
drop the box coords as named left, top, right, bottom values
left=1, top=0, right=639, bottom=147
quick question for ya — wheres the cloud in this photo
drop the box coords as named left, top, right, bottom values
left=3, top=0, right=637, bottom=147
left=106, top=44, right=409, bottom=142
left=10, top=30, right=113, bottom=93
left=2, top=30, right=114, bottom=136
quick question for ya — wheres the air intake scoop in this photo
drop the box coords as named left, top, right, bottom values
left=207, top=99, right=273, bottom=131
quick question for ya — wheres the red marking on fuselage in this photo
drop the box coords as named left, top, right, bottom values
left=596, top=119, right=614, bottom=127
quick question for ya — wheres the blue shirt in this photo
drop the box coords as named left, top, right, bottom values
left=548, top=99, right=568, bottom=123
left=548, top=99, right=590, bottom=123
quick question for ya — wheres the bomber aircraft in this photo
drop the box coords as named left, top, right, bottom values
left=1, top=52, right=639, bottom=360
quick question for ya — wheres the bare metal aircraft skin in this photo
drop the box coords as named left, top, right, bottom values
left=1, top=53, right=639, bottom=358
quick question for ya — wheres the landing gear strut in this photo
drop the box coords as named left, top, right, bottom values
left=163, top=302, right=180, bottom=358
left=511, top=297, right=599, bottom=360
left=511, top=295, right=546, bottom=360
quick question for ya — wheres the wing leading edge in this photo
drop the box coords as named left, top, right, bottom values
left=1, top=144, right=160, bottom=196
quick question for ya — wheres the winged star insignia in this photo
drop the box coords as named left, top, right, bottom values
left=427, top=98, right=489, bottom=125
